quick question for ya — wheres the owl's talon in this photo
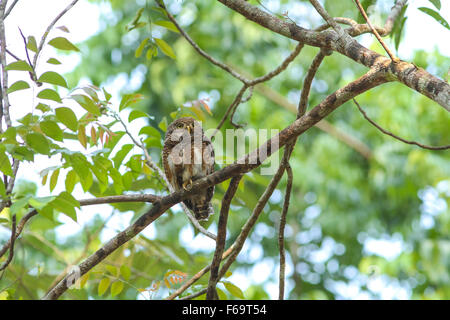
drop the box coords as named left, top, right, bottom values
left=183, top=179, right=193, bottom=191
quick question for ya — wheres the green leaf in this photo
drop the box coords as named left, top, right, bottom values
left=0, top=151, right=13, bottom=176
left=49, top=168, right=60, bottom=192
left=113, top=144, right=134, bottom=168
left=46, top=58, right=62, bottom=65
left=27, top=36, right=38, bottom=53
left=428, top=0, right=441, bottom=10
left=139, top=126, right=161, bottom=140
left=106, top=265, right=118, bottom=276
left=10, top=197, right=30, bottom=215
left=135, top=38, right=149, bottom=58
left=70, top=154, right=93, bottom=192
left=153, top=20, right=179, bottom=33
left=50, top=191, right=80, bottom=222
left=146, top=47, right=157, bottom=60
left=38, top=71, right=68, bottom=88
left=78, top=124, right=87, bottom=149
left=158, top=116, right=168, bottom=132
left=48, top=37, right=80, bottom=51
left=110, top=281, right=124, bottom=297
left=7, top=80, right=30, bottom=94
left=65, top=170, right=77, bottom=193
left=40, top=120, right=63, bottom=141
left=36, top=103, right=51, bottom=113
left=71, top=94, right=100, bottom=115
left=26, top=133, right=50, bottom=155
left=119, top=93, right=144, bottom=111
left=37, top=88, right=62, bottom=103
left=5, top=60, right=33, bottom=72
left=102, top=87, right=112, bottom=102
left=0, top=179, right=5, bottom=197
left=154, top=38, right=176, bottom=59
left=28, top=196, right=55, bottom=211
left=216, top=287, right=228, bottom=300
left=55, top=107, right=78, bottom=131
left=418, top=7, right=450, bottom=30
left=120, top=265, right=131, bottom=281
left=128, top=110, right=150, bottom=122
left=98, top=278, right=110, bottom=296
left=222, top=281, right=245, bottom=299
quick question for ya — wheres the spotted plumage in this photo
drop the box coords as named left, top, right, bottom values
left=162, top=117, right=215, bottom=220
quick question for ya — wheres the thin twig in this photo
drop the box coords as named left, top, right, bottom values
left=5, top=48, right=20, bottom=61
left=354, top=99, right=450, bottom=150
left=278, top=163, right=292, bottom=300
left=298, top=49, right=328, bottom=116
left=211, top=84, right=248, bottom=138
left=4, top=0, right=18, bottom=19
left=213, top=42, right=305, bottom=136
left=353, top=0, right=398, bottom=62
left=165, top=244, right=236, bottom=300
left=206, top=175, right=242, bottom=300
left=158, top=1, right=248, bottom=83
left=32, top=0, right=79, bottom=69
left=0, top=215, right=16, bottom=272
left=180, top=288, right=208, bottom=300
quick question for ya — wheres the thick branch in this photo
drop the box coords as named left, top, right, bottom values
left=217, top=0, right=450, bottom=111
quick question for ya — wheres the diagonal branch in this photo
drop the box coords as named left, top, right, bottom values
left=217, top=0, right=450, bottom=111
left=0, top=215, right=16, bottom=272
left=3, top=0, right=18, bottom=19
left=353, top=0, right=397, bottom=61
left=32, top=0, right=79, bottom=69
left=354, top=99, right=450, bottom=150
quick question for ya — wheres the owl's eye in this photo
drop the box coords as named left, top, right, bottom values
left=176, top=123, right=184, bottom=128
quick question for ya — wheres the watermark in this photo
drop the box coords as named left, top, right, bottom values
left=167, top=121, right=280, bottom=175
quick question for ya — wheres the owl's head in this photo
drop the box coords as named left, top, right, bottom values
left=165, top=117, right=203, bottom=143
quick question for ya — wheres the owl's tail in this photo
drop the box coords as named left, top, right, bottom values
left=187, top=202, right=214, bottom=221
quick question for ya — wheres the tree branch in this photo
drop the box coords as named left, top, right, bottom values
left=32, top=0, right=79, bottom=69
left=278, top=162, right=292, bottom=300
left=216, top=0, right=450, bottom=111
left=0, top=214, right=16, bottom=272
left=3, top=0, right=18, bottom=19
left=206, top=175, right=242, bottom=300
left=0, top=193, right=161, bottom=259
left=354, top=98, right=450, bottom=150
left=353, top=0, right=397, bottom=61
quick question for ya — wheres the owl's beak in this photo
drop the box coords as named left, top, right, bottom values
left=186, top=124, right=192, bottom=134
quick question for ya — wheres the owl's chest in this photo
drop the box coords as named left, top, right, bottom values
left=168, top=142, right=204, bottom=180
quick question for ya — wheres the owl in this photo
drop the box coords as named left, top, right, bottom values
left=162, top=117, right=215, bottom=220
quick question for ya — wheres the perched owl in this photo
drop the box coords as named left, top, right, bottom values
left=162, top=117, right=215, bottom=220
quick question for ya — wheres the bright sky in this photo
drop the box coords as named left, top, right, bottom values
left=1, top=0, right=449, bottom=300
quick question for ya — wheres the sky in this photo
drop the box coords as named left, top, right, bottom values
left=1, top=0, right=449, bottom=300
